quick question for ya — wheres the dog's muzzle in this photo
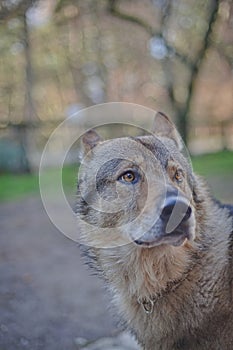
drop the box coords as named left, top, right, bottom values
left=134, top=188, right=195, bottom=247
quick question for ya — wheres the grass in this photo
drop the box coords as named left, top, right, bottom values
left=0, top=165, right=78, bottom=202
left=192, top=151, right=233, bottom=203
left=0, top=172, right=39, bottom=202
left=191, top=150, right=233, bottom=177
left=0, top=151, right=232, bottom=202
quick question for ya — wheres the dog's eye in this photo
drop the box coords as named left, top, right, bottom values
left=174, top=169, right=184, bottom=183
left=121, top=171, right=135, bottom=182
left=118, top=171, right=138, bottom=184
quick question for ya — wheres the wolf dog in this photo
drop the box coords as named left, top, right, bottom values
left=76, top=112, right=233, bottom=350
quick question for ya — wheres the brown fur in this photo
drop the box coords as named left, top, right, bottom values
left=76, top=113, right=233, bottom=349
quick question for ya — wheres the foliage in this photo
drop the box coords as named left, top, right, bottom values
left=0, top=1, right=232, bottom=124
left=0, top=0, right=232, bottom=172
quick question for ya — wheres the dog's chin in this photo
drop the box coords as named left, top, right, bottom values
left=133, top=226, right=194, bottom=248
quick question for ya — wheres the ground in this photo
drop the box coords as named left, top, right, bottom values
left=0, top=196, right=139, bottom=350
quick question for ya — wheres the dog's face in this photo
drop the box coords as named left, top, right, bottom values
left=76, top=113, right=197, bottom=249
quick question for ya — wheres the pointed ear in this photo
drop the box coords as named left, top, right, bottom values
left=152, top=111, right=183, bottom=150
left=80, top=129, right=103, bottom=159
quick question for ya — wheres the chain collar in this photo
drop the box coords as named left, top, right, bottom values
left=137, top=264, right=195, bottom=314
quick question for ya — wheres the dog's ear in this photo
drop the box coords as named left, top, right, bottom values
left=80, top=129, right=103, bottom=159
left=152, top=111, right=183, bottom=150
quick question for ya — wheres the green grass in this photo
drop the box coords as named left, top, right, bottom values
left=62, top=165, right=78, bottom=191
left=192, top=151, right=233, bottom=203
left=0, top=151, right=232, bottom=202
left=0, top=165, right=78, bottom=202
left=0, top=172, right=39, bottom=201
left=191, top=150, right=233, bottom=177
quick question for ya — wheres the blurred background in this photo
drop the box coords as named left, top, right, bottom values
left=0, top=0, right=232, bottom=349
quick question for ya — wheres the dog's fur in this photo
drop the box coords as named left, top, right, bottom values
left=76, top=113, right=233, bottom=349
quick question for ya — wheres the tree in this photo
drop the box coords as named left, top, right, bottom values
left=0, top=0, right=40, bottom=172
left=107, top=0, right=222, bottom=144
left=1, top=0, right=38, bottom=121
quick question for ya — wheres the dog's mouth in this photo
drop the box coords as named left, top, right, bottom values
left=133, top=194, right=195, bottom=248
left=134, top=225, right=192, bottom=248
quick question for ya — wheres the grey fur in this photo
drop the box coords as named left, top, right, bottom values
left=76, top=114, right=233, bottom=349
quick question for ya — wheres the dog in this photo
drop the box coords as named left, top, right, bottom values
left=76, top=112, right=233, bottom=349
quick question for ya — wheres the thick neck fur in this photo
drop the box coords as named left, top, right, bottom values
left=86, top=193, right=233, bottom=349
left=99, top=242, right=196, bottom=301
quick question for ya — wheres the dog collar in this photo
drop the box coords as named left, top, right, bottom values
left=137, top=297, right=154, bottom=314
left=137, top=263, right=196, bottom=315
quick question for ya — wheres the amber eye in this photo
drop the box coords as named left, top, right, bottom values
left=174, top=169, right=183, bottom=183
left=121, top=171, right=135, bottom=182
left=118, top=170, right=138, bottom=184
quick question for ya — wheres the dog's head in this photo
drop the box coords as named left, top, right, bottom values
left=76, top=112, right=203, bottom=249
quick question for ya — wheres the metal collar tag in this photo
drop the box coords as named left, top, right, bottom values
left=138, top=297, right=154, bottom=314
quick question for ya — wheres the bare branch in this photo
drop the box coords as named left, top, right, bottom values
left=22, top=12, right=38, bottom=121
left=159, top=0, right=178, bottom=110
left=177, top=0, right=220, bottom=142
left=214, top=44, right=233, bottom=68
left=108, top=0, right=155, bottom=36
left=107, top=0, right=194, bottom=70
left=107, top=0, right=221, bottom=144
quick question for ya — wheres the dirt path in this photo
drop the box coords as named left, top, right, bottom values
left=0, top=197, right=121, bottom=350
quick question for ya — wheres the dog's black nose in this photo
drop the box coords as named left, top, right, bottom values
left=134, top=239, right=144, bottom=245
left=160, top=196, right=192, bottom=225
